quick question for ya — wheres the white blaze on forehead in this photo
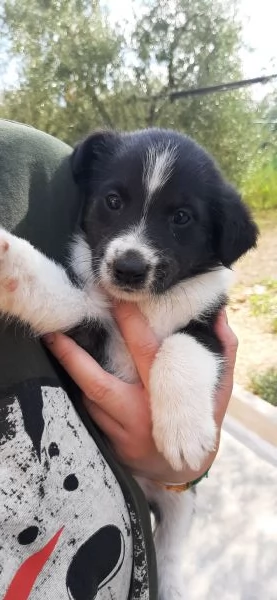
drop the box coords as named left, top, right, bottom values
left=143, top=143, right=177, bottom=204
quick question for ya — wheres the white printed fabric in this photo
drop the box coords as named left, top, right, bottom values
left=0, top=382, right=149, bottom=599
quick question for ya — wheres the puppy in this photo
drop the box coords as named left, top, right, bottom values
left=0, top=128, right=258, bottom=599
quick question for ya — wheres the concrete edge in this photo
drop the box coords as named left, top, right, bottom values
left=227, top=383, right=277, bottom=452
left=223, top=414, right=277, bottom=467
left=233, top=383, right=277, bottom=422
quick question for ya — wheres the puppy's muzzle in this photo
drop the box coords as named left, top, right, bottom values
left=112, top=250, right=149, bottom=288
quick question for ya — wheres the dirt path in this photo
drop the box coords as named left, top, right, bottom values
left=228, top=211, right=277, bottom=388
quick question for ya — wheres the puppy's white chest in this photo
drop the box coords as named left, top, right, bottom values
left=106, top=268, right=232, bottom=383
left=138, top=268, right=233, bottom=341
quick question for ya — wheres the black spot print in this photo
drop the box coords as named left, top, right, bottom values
left=66, top=526, right=125, bottom=600
left=63, top=474, right=79, bottom=491
left=18, top=525, right=39, bottom=545
left=48, top=442, right=60, bottom=457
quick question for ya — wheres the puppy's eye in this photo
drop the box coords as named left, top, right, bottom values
left=172, top=209, right=191, bottom=225
left=105, top=194, right=122, bottom=210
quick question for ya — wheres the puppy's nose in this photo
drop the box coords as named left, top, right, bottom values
left=113, top=251, right=148, bottom=286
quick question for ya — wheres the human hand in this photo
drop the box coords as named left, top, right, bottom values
left=43, top=306, right=238, bottom=484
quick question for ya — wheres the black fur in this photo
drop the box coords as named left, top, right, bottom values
left=67, top=128, right=259, bottom=598
left=182, top=297, right=227, bottom=356
left=68, top=322, right=108, bottom=367
left=71, top=128, right=258, bottom=360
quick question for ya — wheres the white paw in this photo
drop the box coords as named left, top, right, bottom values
left=0, top=229, right=21, bottom=293
left=0, top=228, right=40, bottom=320
left=149, top=333, right=220, bottom=472
left=0, top=232, right=9, bottom=258
left=182, top=416, right=217, bottom=471
left=153, top=407, right=216, bottom=471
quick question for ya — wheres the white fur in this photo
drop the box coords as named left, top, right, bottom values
left=100, top=228, right=158, bottom=299
left=143, top=144, right=177, bottom=206
left=105, top=324, right=138, bottom=383
left=104, top=268, right=231, bottom=387
left=149, top=333, right=220, bottom=471
left=70, top=233, right=94, bottom=284
left=139, top=268, right=233, bottom=341
left=138, top=477, right=195, bottom=600
left=0, top=226, right=230, bottom=600
left=0, top=229, right=109, bottom=334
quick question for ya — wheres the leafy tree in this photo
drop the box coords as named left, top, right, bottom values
left=0, top=0, right=260, bottom=184
left=129, top=0, right=259, bottom=183
left=261, top=92, right=277, bottom=166
left=0, top=0, right=123, bottom=141
left=240, top=89, right=277, bottom=209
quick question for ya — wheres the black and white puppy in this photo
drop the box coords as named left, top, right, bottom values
left=0, top=128, right=258, bottom=599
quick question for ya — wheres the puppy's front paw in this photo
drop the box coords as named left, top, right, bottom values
left=152, top=411, right=188, bottom=472
left=0, top=228, right=41, bottom=319
left=149, top=333, right=219, bottom=471
left=0, top=229, right=20, bottom=293
left=177, top=415, right=216, bottom=472
left=0, top=232, right=9, bottom=259
left=152, top=400, right=216, bottom=471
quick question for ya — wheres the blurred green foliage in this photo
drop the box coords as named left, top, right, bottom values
left=242, top=161, right=277, bottom=209
left=241, top=92, right=277, bottom=209
left=0, top=0, right=266, bottom=187
left=249, top=368, right=277, bottom=406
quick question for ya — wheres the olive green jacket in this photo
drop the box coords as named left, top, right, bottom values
left=0, top=120, right=157, bottom=599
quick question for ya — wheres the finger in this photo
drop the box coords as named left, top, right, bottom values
left=220, top=307, right=228, bottom=323
left=215, top=309, right=238, bottom=368
left=43, top=332, right=130, bottom=418
left=83, top=396, right=125, bottom=440
left=113, top=303, right=159, bottom=389
left=214, top=378, right=233, bottom=427
left=213, top=313, right=238, bottom=425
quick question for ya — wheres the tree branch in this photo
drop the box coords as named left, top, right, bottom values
left=90, top=88, right=114, bottom=128
left=167, top=15, right=196, bottom=90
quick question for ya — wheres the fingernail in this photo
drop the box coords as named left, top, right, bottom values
left=42, top=333, right=55, bottom=345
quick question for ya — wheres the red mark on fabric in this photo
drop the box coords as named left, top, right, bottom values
left=3, top=527, right=64, bottom=600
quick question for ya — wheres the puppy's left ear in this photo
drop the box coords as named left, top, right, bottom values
left=71, top=130, right=120, bottom=193
left=214, top=182, right=259, bottom=267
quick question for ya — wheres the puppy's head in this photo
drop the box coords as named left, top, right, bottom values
left=72, top=128, right=258, bottom=300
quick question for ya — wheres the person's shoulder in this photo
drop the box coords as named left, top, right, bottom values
left=0, top=119, right=72, bottom=163
left=0, top=120, right=79, bottom=262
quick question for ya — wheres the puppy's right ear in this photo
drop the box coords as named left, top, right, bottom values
left=71, top=130, right=119, bottom=192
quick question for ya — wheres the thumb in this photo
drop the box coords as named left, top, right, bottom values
left=43, top=333, right=126, bottom=417
left=113, top=302, right=159, bottom=389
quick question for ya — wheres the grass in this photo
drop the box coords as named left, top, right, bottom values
left=242, top=163, right=277, bottom=210
left=229, top=206, right=277, bottom=394
left=248, top=279, right=277, bottom=333
left=249, top=368, right=277, bottom=406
